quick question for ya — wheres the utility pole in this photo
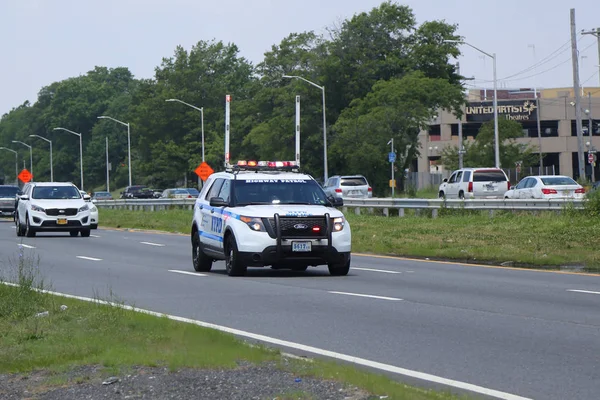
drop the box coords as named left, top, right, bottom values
left=589, top=92, right=596, bottom=183
left=571, top=8, right=586, bottom=180
left=581, top=27, right=600, bottom=86
left=388, top=138, right=395, bottom=198
left=457, top=62, right=465, bottom=169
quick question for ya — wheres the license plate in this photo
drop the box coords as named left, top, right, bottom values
left=562, top=190, right=571, bottom=196
left=57, top=218, right=67, bottom=225
left=292, top=241, right=311, bottom=252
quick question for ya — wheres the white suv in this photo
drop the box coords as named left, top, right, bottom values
left=438, top=168, right=510, bottom=199
left=16, top=182, right=92, bottom=237
left=191, top=161, right=352, bottom=276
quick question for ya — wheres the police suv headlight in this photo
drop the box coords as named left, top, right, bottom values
left=78, top=204, right=89, bottom=212
left=332, top=216, right=345, bottom=232
left=240, top=216, right=265, bottom=232
left=90, top=206, right=98, bottom=212
left=30, top=204, right=45, bottom=213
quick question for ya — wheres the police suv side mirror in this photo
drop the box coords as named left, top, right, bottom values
left=510, top=186, right=515, bottom=190
left=19, top=195, right=29, bottom=201
left=442, top=178, right=448, bottom=183
left=209, top=197, right=229, bottom=207
left=83, top=194, right=91, bottom=201
left=329, top=196, right=343, bottom=207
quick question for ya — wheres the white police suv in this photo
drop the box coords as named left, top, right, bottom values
left=191, top=161, right=351, bottom=276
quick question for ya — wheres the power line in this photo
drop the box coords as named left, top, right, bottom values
left=500, top=38, right=573, bottom=80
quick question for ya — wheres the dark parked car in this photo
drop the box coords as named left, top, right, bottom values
left=120, top=185, right=154, bottom=199
left=0, top=185, right=21, bottom=217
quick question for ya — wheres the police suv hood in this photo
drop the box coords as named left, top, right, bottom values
left=232, top=204, right=344, bottom=219
left=30, top=199, right=88, bottom=209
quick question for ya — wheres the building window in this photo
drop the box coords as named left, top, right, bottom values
left=571, top=120, right=599, bottom=136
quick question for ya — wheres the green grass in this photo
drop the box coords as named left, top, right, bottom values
left=97, top=208, right=600, bottom=272
left=0, top=258, right=465, bottom=400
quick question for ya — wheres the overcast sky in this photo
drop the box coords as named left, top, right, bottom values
left=1, top=0, right=599, bottom=115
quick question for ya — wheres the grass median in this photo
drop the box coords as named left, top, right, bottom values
left=0, top=253, right=464, bottom=399
left=97, top=207, right=600, bottom=272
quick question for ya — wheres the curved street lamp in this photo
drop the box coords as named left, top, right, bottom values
left=282, top=75, right=328, bottom=182
left=0, top=147, right=18, bottom=184
left=98, top=116, right=131, bottom=187
left=53, top=127, right=83, bottom=190
left=29, top=135, right=53, bottom=181
left=12, top=141, right=33, bottom=179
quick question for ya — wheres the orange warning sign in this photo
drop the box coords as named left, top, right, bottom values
left=194, top=162, right=214, bottom=181
left=18, top=169, right=32, bottom=183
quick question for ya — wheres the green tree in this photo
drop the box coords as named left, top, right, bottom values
left=440, top=118, right=538, bottom=170
left=332, top=71, right=464, bottom=195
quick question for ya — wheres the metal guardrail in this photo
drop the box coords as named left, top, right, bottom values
left=94, top=197, right=585, bottom=217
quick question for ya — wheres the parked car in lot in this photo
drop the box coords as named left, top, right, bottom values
left=0, top=185, right=21, bottom=218
left=120, top=185, right=154, bottom=199
left=503, top=175, right=586, bottom=199
left=438, top=168, right=510, bottom=199
left=323, top=175, right=372, bottom=199
left=16, top=182, right=92, bottom=237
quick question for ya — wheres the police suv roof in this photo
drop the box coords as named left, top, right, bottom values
left=211, top=171, right=314, bottom=182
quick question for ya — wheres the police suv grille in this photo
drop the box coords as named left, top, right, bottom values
left=46, top=208, right=78, bottom=216
left=265, top=216, right=328, bottom=239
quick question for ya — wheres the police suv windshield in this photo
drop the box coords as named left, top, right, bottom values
left=233, top=178, right=329, bottom=206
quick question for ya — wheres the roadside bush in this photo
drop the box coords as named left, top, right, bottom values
left=584, top=189, right=600, bottom=217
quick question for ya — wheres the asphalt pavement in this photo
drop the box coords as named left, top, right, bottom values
left=1, top=218, right=599, bottom=400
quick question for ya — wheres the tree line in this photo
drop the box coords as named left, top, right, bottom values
left=0, top=1, right=531, bottom=195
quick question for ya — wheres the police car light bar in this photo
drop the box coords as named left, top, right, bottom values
left=230, top=160, right=299, bottom=172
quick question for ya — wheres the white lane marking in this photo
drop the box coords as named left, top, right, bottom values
left=76, top=256, right=102, bottom=261
left=352, top=267, right=401, bottom=274
left=0, top=282, right=530, bottom=400
left=405, top=271, right=415, bottom=273
left=329, top=291, right=403, bottom=301
left=19, top=244, right=36, bottom=249
left=567, top=289, right=600, bottom=296
left=91, top=234, right=101, bottom=238
left=140, top=241, right=165, bottom=247
left=168, top=270, right=207, bottom=277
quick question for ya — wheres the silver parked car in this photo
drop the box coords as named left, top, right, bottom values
left=504, top=175, right=586, bottom=199
left=438, top=168, right=510, bottom=199
left=323, top=175, right=372, bottom=199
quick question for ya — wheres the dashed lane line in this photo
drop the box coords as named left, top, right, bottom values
left=328, top=291, right=402, bottom=301
left=352, top=267, right=401, bottom=274
left=76, top=256, right=102, bottom=261
left=567, top=289, right=600, bottom=296
left=18, top=244, right=36, bottom=249
left=168, top=270, right=208, bottom=277
left=140, top=241, right=166, bottom=247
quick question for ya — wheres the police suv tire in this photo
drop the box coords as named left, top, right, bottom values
left=70, top=231, right=79, bottom=237
left=328, top=259, right=350, bottom=276
left=292, top=265, right=309, bottom=272
left=80, top=228, right=91, bottom=237
left=225, top=235, right=247, bottom=277
left=25, top=215, right=36, bottom=238
left=192, top=231, right=212, bottom=272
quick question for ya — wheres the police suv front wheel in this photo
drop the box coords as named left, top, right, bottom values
left=328, top=258, right=350, bottom=276
left=192, top=231, right=212, bottom=272
left=225, top=235, right=247, bottom=277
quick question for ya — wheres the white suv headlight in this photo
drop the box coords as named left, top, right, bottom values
left=78, top=204, right=89, bottom=212
left=30, top=204, right=45, bottom=213
left=90, top=206, right=98, bottom=212
left=332, top=216, right=345, bottom=232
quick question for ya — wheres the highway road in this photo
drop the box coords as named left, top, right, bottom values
left=1, top=219, right=599, bottom=400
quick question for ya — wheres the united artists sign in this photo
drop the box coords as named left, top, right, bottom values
left=465, top=100, right=538, bottom=122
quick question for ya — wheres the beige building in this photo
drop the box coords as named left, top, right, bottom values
left=417, top=87, right=600, bottom=183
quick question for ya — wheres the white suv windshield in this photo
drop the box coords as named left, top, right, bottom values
left=32, top=186, right=81, bottom=200
left=233, top=179, right=328, bottom=206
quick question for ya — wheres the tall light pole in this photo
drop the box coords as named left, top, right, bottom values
left=282, top=75, right=328, bottom=182
left=98, top=116, right=131, bottom=187
left=106, top=136, right=110, bottom=192
left=29, top=135, right=53, bottom=181
left=166, top=98, right=205, bottom=188
left=12, top=141, right=32, bottom=179
left=54, top=127, right=83, bottom=190
left=445, top=40, right=500, bottom=168
left=0, top=147, right=18, bottom=185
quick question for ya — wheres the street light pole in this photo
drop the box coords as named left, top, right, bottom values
left=98, top=116, right=131, bottom=187
left=282, top=75, right=328, bottom=182
left=166, top=99, right=205, bottom=188
left=444, top=40, right=500, bottom=168
left=12, top=141, right=32, bottom=179
left=29, top=135, right=53, bottom=181
left=53, top=127, right=83, bottom=190
left=388, top=138, right=395, bottom=198
left=106, top=136, right=110, bottom=192
left=0, top=147, right=18, bottom=185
